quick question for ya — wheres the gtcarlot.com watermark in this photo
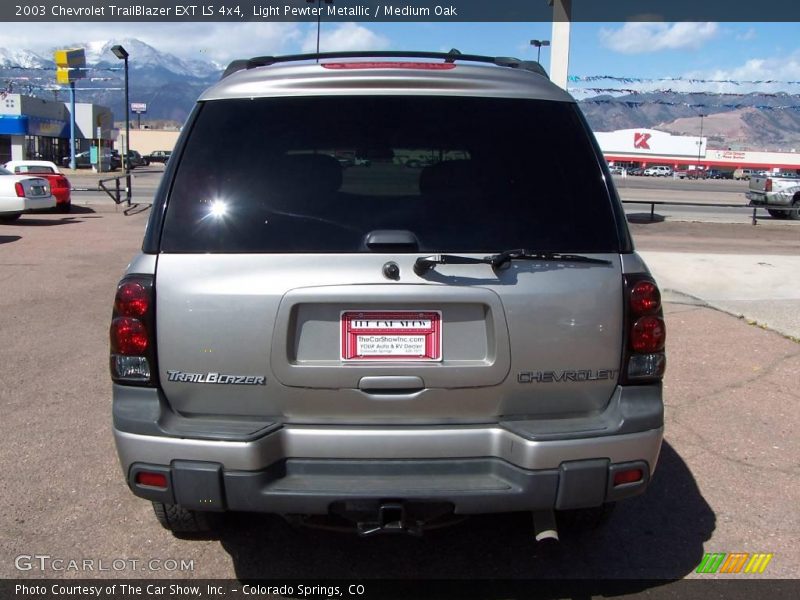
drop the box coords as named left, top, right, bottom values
left=14, top=554, right=194, bottom=573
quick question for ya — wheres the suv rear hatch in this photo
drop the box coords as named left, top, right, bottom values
left=154, top=92, right=627, bottom=424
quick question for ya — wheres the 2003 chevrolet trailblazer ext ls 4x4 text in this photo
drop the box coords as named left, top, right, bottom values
left=110, top=51, right=666, bottom=539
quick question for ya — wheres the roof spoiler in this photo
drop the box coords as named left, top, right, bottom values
left=221, top=50, right=549, bottom=80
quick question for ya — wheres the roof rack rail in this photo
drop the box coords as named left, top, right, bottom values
left=221, top=50, right=548, bottom=80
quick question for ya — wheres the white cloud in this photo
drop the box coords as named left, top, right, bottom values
left=679, top=52, right=800, bottom=94
left=300, top=22, right=389, bottom=53
left=599, top=22, right=720, bottom=54
left=0, top=22, right=304, bottom=65
left=151, top=22, right=304, bottom=64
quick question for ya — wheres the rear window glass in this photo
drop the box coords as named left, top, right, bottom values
left=161, top=96, right=618, bottom=253
left=14, top=166, right=55, bottom=174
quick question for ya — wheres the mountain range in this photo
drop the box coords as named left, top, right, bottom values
left=2, top=39, right=800, bottom=150
left=0, top=39, right=222, bottom=124
left=578, top=91, right=800, bottom=152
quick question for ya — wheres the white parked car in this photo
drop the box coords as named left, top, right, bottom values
left=0, top=165, right=55, bottom=222
left=3, top=160, right=72, bottom=212
left=643, top=166, right=672, bottom=177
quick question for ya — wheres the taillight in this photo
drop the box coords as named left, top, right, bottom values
left=14, top=182, right=24, bottom=197
left=56, top=176, right=70, bottom=189
left=631, top=316, right=666, bottom=352
left=622, top=274, right=666, bottom=383
left=110, top=276, right=157, bottom=385
left=115, top=281, right=149, bottom=316
left=765, top=178, right=773, bottom=192
left=630, top=280, right=660, bottom=314
left=110, top=317, right=148, bottom=354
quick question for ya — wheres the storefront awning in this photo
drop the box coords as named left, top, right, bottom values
left=0, top=114, right=70, bottom=137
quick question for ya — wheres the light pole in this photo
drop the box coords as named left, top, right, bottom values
left=530, top=39, right=550, bottom=63
left=111, top=44, right=131, bottom=205
left=68, top=81, right=76, bottom=170
left=697, top=113, right=705, bottom=171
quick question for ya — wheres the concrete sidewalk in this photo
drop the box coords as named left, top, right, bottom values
left=641, top=251, right=800, bottom=341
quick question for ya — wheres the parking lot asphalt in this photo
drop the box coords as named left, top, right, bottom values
left=0, top=204, right=798, bottom=585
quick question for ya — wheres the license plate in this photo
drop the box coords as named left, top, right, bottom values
left=341, top=310, right=442, bottom=361
left=30, top=186, right=47, bottom=196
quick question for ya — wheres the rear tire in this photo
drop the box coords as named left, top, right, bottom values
left=789, top=197, right=800, bottom=220
left=0, top=213, right=22, bottom=223
left=556, top=503, right=616, bottom=531
left=57, top=202, right=71, bottom=213
left=152, top=502, right=213, bottom=533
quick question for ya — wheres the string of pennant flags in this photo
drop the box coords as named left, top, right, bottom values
left=568, top=75, right=800, bottom=85
left=4, top=64, right=800, bottom=111
left=576, top=98, right=800, bottom=111
left=4, top=66, right=798, bottom=85
left=565, top=86, right=800, bottom=110
left=0, top=65, right=122, bottom=72
left=1, top=64, right=125, bottom=94
left=1, top=81, right=123, bottom=95
left=3, top=75, right=117, bottom=82
left=569, top=87, right=800, bottom=98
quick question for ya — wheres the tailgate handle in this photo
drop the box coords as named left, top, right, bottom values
left=358, top=376, right=424, bottom=393
left=364, top=230, right=419, bottom=251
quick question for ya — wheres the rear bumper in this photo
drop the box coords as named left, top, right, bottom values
left=25, top=195, right=56, bottom=210
left=115, top=423, right=663, bottom=474
left=125, top=454, right=657, bottom=515
left=0, top=197, right=25, bottom=214
left=113, top=384, right=664, bottom=515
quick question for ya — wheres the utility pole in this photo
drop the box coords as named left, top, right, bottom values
left=697, top=113, right=705, bottom=168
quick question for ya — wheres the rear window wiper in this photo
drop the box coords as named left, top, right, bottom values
left=414, top=249, right=611, bottom=275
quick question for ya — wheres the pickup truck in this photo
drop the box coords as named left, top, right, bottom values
left=746, top=173, right=800, bottom=219
left=673, top=168, right=704, bottom=179
left=146, top=150, right=172, bottom=164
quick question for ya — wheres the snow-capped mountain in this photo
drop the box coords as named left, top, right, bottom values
left=0, top=39, right=222, bottom=123
left=77, top=39, right=220, bottom=79
left=0, top=47, right=52, bottom=69
left=0, top=39, right=221, bottom=78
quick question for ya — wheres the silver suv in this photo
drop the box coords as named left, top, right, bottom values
left=110, top=51, right=666, bottom=538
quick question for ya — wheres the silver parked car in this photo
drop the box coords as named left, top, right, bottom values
left=111, top=51, right=666, bottom=538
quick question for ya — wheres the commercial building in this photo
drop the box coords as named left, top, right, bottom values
left=121, top=128, right=180, bottom=156
left=0, top=93, right=115, bottom=165
left=597, top=128, right=800, bottom=173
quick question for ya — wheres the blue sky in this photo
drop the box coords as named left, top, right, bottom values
left=2, top=21, right=799, bottom=94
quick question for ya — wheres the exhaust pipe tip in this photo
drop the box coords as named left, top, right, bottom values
left=535, top=528, right=560, bottom=542
left=532, top=510, right=559, bottom=543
